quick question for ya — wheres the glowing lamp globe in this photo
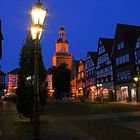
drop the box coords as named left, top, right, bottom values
left=134, top=77, right=139, bottom=82
left=31, top=2, right=47, bottom=26
left=30, top=25, right=43, bottom=40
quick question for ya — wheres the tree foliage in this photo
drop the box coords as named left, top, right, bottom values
left=50, top=63, right=71, bottom=99
left=16, top=34, right=47, bottom=121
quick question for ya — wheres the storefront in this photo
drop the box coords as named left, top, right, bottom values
left=116, top=86, right=128, bottom=101
left=89, top=86, right=110, bottom=102
left=116, top=85, right=137, bottom=102
left=131, top=88, right=136, bottom=101
left=89, top=86, right=97, bottom=101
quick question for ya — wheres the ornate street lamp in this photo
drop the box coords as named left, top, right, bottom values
left=30, top=0, right=47, bottom=40
left=31, top=0, right=47, bottom=26
left=30, top=1, right=47, bottom=140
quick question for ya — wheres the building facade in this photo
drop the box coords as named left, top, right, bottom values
left=96, top=38, right=115, bottom=101
left=85, top=52, right=97, bottom=100
left=112, top=24, right=140, bottom=102
left=76, top=60, right=85, bottom=97
left=70, top=60, right=80, bottom=97
left=7, top=68, right=19, bottom=93
left=52, top=27, right=73, bottom=70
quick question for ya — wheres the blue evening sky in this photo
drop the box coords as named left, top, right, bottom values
left=0, top=0, right=139, bottom=73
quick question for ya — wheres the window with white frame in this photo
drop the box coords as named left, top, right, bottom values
left=116, top=53, right=129, bottom=65
left=96, top=66, right=113, bottom=78
left=117, top=70, right=131, bottom=81
left=99, top=45, right=105, bottom=55
left=97, top=53, right=109, bottom=65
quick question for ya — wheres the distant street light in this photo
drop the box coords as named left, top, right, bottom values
left=30, top=0, right=47, bottom=140
left=134, top=76, right=139, bottom=101
left=97, top=84, right=102, bottom=102
left=134, top=77, right=139, bottom=82
left=26, top=76, right=32, bottom=81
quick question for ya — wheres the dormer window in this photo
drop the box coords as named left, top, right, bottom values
left=117, top=42, right=124, bottom=50
left=60, top=47, right=66, bottom=52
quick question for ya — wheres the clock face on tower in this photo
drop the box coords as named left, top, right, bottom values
left=60, top=46, right=66, bottom=52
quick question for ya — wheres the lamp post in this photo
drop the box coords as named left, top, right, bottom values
left=134, top=76, right=139, bottom=102
left=97, top=84, right=102, bottom=102
left=30, top=1, right=47, bottom=140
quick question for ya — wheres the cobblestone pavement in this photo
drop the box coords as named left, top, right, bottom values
left=0, top=101, right=96, bottom=140
left=1, top=101, right=140, bottom=140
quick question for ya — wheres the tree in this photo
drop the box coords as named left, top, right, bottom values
left=50, top=63, right=71, bottom=99
left=16, top=34, right=47, bottom=122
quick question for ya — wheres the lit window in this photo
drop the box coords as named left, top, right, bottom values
left=116, top=54, right=129, bottom=65
left=117, top=42, right=124, bottom=50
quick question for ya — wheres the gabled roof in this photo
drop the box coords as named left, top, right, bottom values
left=99, top=38, right=114, bottom=57
left=111, top=23, right=140, bottom=57
left=8, top=68, right=19, bottom=75
left=87, top=51, right=97, bottom=64
left=114, top=23, right=140, bottom=43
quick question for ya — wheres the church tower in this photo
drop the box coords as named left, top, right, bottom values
left=52, top=27, right=73, bottom=70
